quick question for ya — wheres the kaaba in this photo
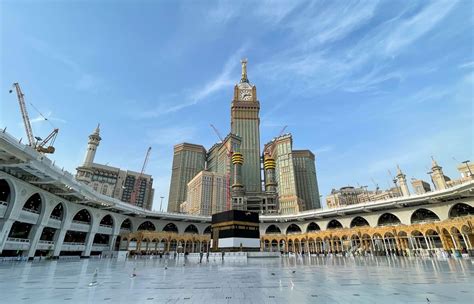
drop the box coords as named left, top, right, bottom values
left=211, top=210, right=260, bottom=252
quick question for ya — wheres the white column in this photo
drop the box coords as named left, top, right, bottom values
left=382, top=238, right=388, bottom=255
left=461, top=234, right=471, bottom=249
left=423, top=236, right=430, bottom=250
left=108, top=235, right=118, bottom=251
left=451, top=235, right=459, bottom=250
left=27, top=224, right=45, bottom=259
left=0, top=218, right=15, bottom=253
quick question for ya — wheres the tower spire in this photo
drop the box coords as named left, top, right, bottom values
left=83, top=124, right=102, bottom=166
left=240, top=58, right=248, bottom=83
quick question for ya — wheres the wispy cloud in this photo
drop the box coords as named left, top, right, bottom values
left=138, top=45, right=248, bottom=118
left=313, top=145, right=333, bottom=154
left=384, top=1, right=458, bottom=55
left=458, top=61, right=474, bottom=69
left=146, top=126, right=198, bottom=146
left=255, top=1, right=457, bottom=97
left=30, top=111, right=66, bottom=124
left=26, top=36, right=102, bottom=92
left=286, top=1, right=379, bottom=48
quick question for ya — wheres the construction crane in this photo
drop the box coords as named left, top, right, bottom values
left=264, top=125, right=288, bottom=157
left=9, top=83, right=59, bottom=154
left=210, top=124, right=232, bottom=210
left=130, top=147, right=152, bottom=207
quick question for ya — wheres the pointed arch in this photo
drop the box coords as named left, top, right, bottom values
left=449, top=203, right=474, bottom=218
left=0, top=179, right=14, bottom=206
left=327, top=219, right=343, bottom=230
left=411, top=208, right=440, bottom=224
left=50, top=202, right=65, bottom=221
left=163, top=223, right=178, bottom=233
left=100, top=214, right=114, bottom=227
left=120, top=218, right=133, bottom=231
left=377, top=213, right=401, bottom=226
left=286, top=224, right=302, bottom=234
left=307, top=222, right=320, bottom=232
left=184, top=224, right=198, bottom=234
left=350, top=216, right=370, bottom=228
left=138, top=221, right=156, bottom=231
left=23, top=193, right=42, bottom=214
left=73, top=209, right=92, bottom=224
left=266, top=225, right=282, bottom=234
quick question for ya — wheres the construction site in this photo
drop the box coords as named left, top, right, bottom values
left=9, top=82, right=155, bottom=211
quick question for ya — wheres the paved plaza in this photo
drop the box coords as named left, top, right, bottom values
left=0, top=256, right=472, bottom=303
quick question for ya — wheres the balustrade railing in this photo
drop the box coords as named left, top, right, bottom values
left=72, top=220, right=90, bottom=225
left=50, top=215, right=62, bottom=221
left=63, top=242, right=85, bottom=246
left=38, top=240, right=55, bottom=245
left=7, top=237, right=30, bottom=243
left=22, top=208, right=40, bottom=214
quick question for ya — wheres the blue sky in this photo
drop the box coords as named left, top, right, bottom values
left=1, top=0, right=473, bottom=210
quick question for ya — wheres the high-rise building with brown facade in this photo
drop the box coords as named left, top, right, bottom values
left=167, top=143, right=206, bottom=213
left=168, top=59, right=320, bottom=215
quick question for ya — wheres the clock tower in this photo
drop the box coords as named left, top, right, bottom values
left=231, top=59, right=262, bottom=194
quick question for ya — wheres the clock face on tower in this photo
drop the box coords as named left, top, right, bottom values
left=239, top=89, right=252, bottom=101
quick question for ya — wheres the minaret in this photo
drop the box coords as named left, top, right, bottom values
left=430, top=157, right=447, bottom=190
left=83, top=124, right=101, bottom=166
left=264, top=154, right=277, bottom=194
left=396, top=165, right=410, bottom=196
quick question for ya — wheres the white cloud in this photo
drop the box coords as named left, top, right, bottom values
left=287, top=1, right=379, bottom=48
left=255, top=1, right=458, bottom=97
left=138, top=45, right=248, bottom=118
left=26, top=36, right=102, bottom=92
left=459, top=61, right=474, bottom=69
left=313, top=145, right=333, bottom=154
left=146, top=126, right=198, bottom=146
left=30, top=111, right=66, bottom=124
left=384, top=1, right=458, bottom=55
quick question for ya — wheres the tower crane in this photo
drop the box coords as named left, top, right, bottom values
left=9, top=83, right=59, bottom=154
left=210, top=124, right=232, bottom=210
left=130, top=147, right=152, bottom=207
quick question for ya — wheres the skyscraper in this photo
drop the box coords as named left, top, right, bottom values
left=293, top=150, right=321, bottom=210
left=230, top=59, right=262, bottom=194
left=168, top=59, right=321, bottom=215
left=271, top=134, right=303, bottom=214
left=167, top=143, right=206, bottom=212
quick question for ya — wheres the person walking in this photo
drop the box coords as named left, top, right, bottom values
left=199, top=251, right=204, bottom=264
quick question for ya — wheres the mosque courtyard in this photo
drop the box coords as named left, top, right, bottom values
left=0, top=256, right=472, bottom=303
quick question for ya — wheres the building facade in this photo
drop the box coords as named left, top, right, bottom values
left=184, top=170, right=226, bottom=216
left=0, top=130, right=473, bottom=259
left=230, top=59, right=261, bottom=194
left=293, top=150, right=321, bottom=210
left=76, top=125, right=154, bottom=210
left=167, top=143, right=206, bottom=213
left=168, top=59, right=320, bottom=215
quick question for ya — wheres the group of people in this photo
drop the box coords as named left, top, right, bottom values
left=127, top=250, right=229, bottom=263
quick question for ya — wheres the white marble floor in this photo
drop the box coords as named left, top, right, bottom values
left=0, top=256, right=472, bottom=303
